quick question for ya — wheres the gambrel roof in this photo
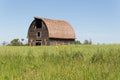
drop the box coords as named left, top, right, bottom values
left=34, top=17, right=76, bottom=39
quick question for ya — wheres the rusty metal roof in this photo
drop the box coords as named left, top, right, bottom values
left=34, top=17, right=76, bottom=39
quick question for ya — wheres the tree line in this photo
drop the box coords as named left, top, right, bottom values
left=75, top=39, right=92, bottom=45
left=2, top=38, right=92, bottom=46
left=2, top=38, right=28, bottom=46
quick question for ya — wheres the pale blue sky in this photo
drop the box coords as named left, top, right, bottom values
left=0, top=0, right=120, bottom=44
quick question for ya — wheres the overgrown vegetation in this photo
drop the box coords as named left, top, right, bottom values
left=0, top=45, right=120, bottom=80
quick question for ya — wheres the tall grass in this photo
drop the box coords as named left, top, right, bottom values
left=0, top=45, right=120, bottom=80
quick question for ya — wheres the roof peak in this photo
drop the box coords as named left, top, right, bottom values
left=34, top=16, right=66, bottom=22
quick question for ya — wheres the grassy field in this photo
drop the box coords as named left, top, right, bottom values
left=0, top=45, right=120, bottom=80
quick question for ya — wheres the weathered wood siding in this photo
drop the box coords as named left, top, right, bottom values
left=28, top=19, right=49, bottom=46
left=49, top=38, right=75, bottom=45
left=28, top=17, right=75, bottom=46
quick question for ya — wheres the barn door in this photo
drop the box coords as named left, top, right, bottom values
left=36, top=40, right=42, bottom=46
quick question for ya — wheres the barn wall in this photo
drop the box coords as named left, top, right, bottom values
left=28, top=20, right=49, bottom=46
left=49, top=38, right=75, bottom=46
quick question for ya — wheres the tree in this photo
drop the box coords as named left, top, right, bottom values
left=20, top=38, right=24, bottom=46
left=8, top=38, right=28, bottom=46
left=83, top=40, right=89, bottom=44
left=21, top=38, right=24, bottom=42
left=2, top=41, right=8, bottom=46
left=75, top=40, right=81, bottom=44
left=10, top=38, right=21, bottom=46
left=83, top=39, right=92, bottom=45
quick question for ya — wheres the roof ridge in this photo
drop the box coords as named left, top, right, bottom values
left=34, top=16, right=66, bottom=22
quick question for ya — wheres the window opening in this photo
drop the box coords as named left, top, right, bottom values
left=37, top=32, right=40, bottom=37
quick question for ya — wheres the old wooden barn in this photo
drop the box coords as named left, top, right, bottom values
left=27, top=17, right=76, bottom=46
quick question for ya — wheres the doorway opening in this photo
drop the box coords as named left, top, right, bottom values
left=36, top=40, right=42, bottom=46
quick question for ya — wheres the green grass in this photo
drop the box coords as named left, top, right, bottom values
left=0, top=45, right=120, bottom=80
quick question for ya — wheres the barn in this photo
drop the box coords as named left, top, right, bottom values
left=27, top=17, right=76, bottom=46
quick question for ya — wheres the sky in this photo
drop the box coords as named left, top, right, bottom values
left=0, top=0, right=120, bottom=45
